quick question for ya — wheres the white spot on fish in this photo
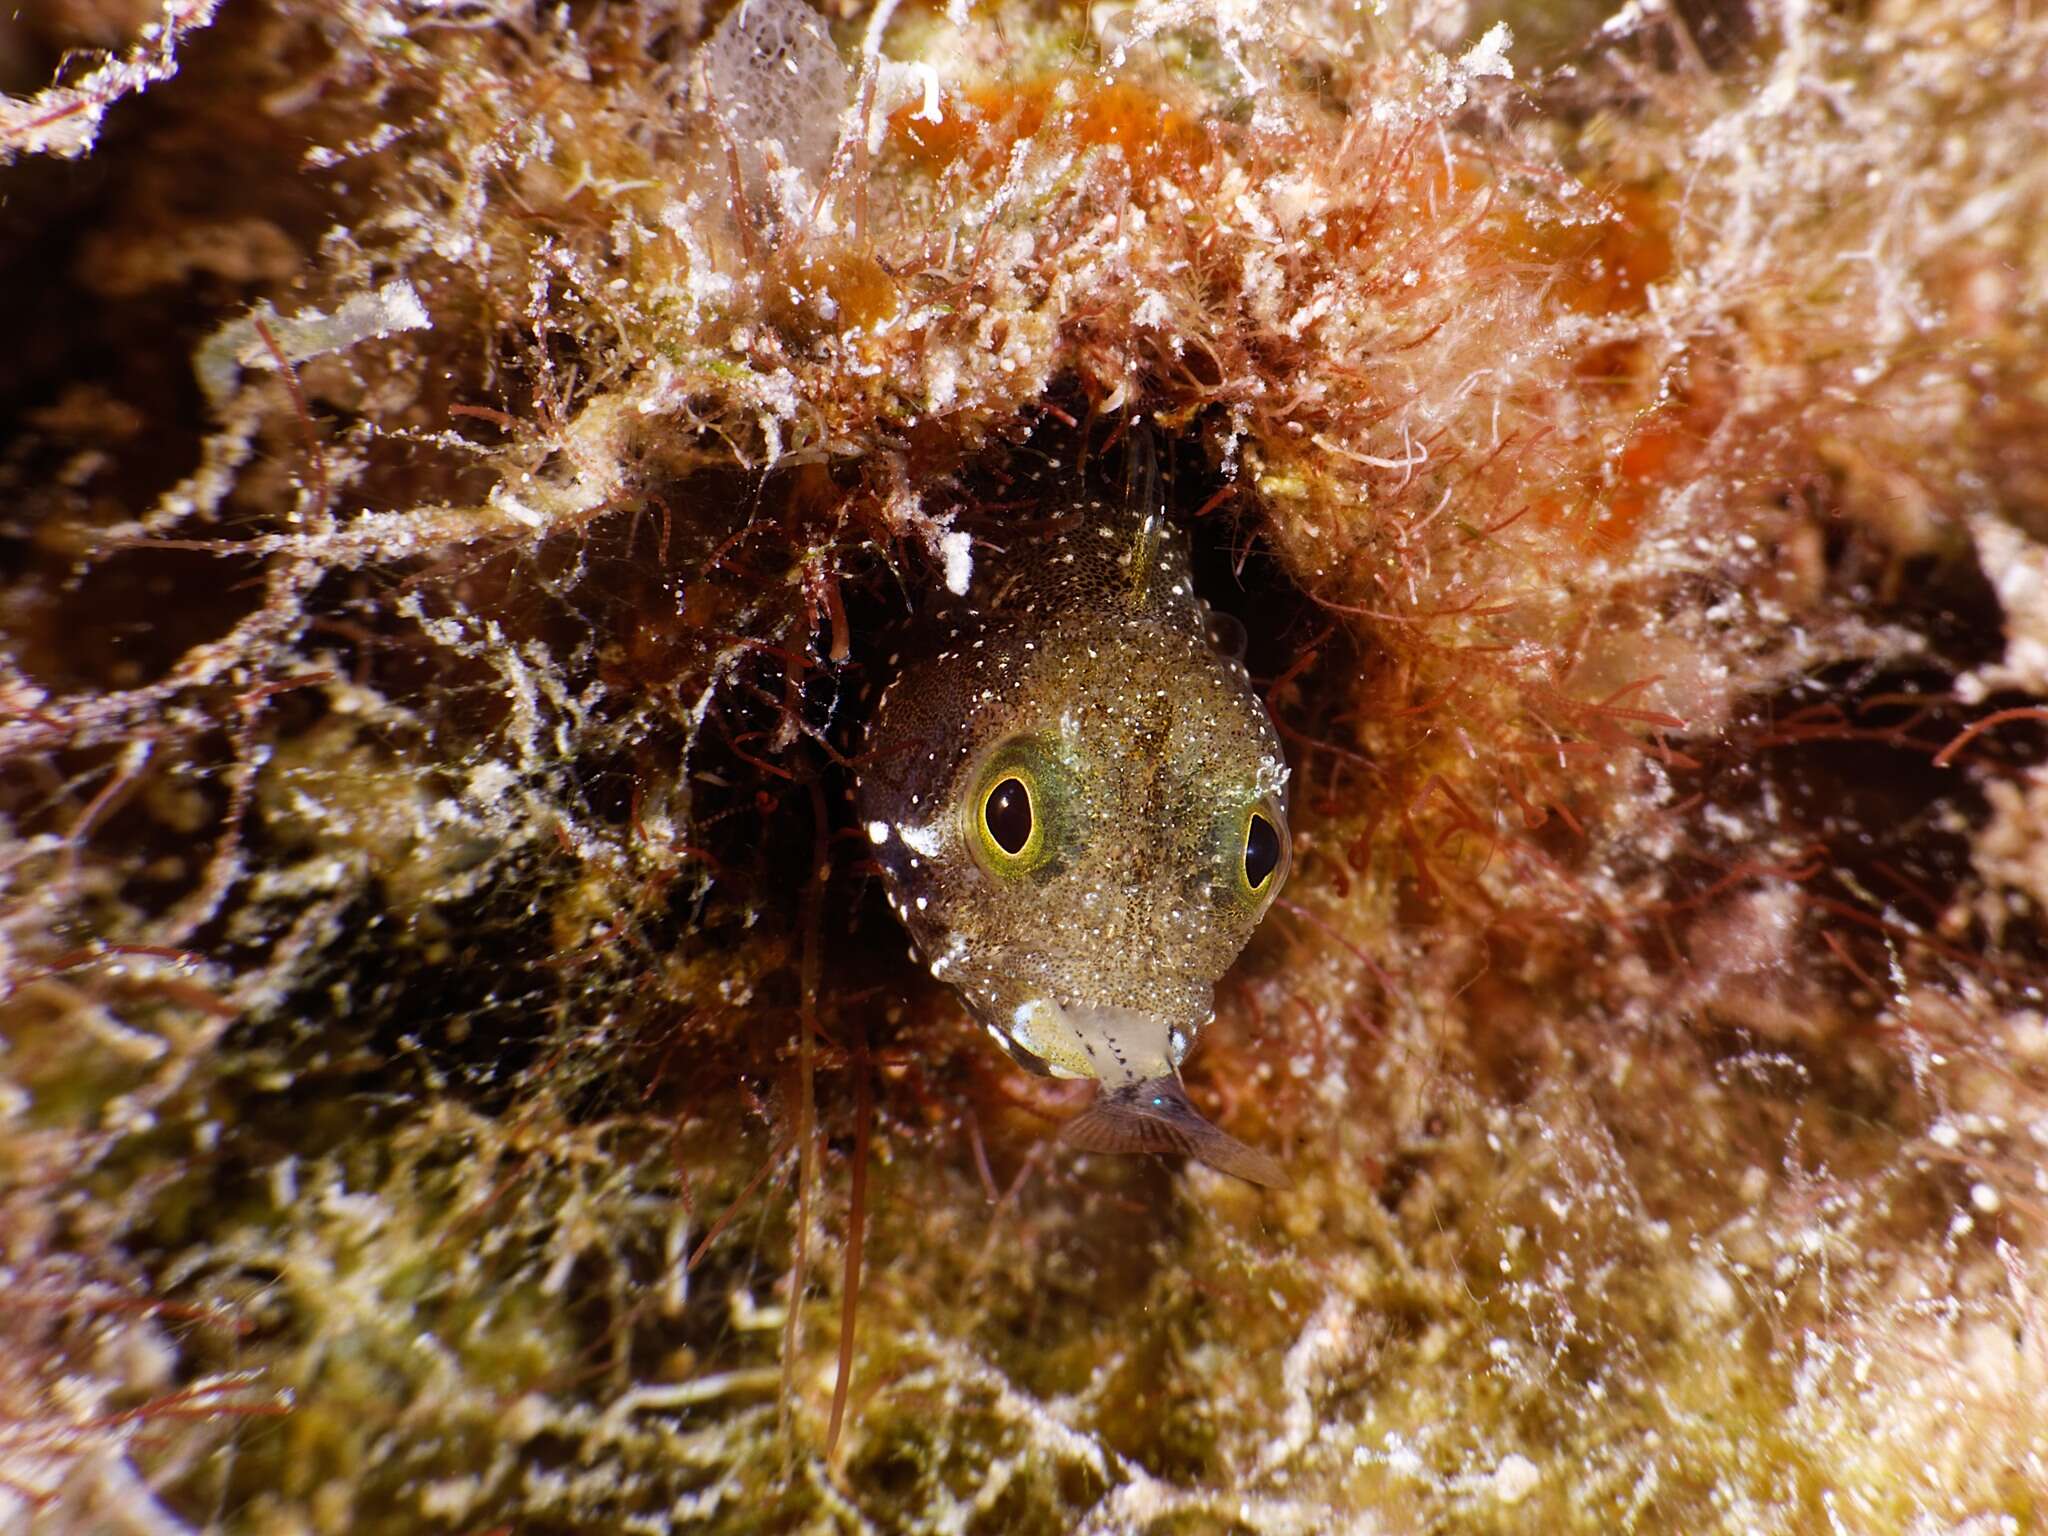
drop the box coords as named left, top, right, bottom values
left=928, top=934, right=967, bottom=977
left=898, top=821, right=943, bottom=857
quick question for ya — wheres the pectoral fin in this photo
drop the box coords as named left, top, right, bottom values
left=1062, top=1076, right=1291, bottom=1189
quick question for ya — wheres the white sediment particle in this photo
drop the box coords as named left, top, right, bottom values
left=875, top=58, right=943, bottom=126
left=866, top=819, right=891, bottom=845
left=194, top=278, right=430, bottom=410
left=926, top=349, right=960, bottom=411
left=1432, top=21, right=1515, bottom=111
left=488, top=483, right=547, bottom=529
left=1491, top=1453, right=1540, bottom=1505
left=419, top=1476, right=483, bottom=1522
left=1260, top=1289, right=1363, bottom=1472
left=659, top=200, right=738, bottom=313
left=465, top=760, right=519, bottom=807
left=1460, top=22, right=1516, bottom=81
left=1599, top=0, right=1660, bottom=38
left=1690, top=1260, right=1739, bottom=1321
left=1957, top=512, right=2048, bottom=700
left=1, top=0, right=223, bottom=164
left=1132, top=290, right=1175, bottom=330
left=1973, top=767, right=2048, bottom=916
left=303, top=119, right=406, bottom=169
left=940, top=529, right=974, bottom=595
left=598, top=1368, right=781, bottom=1426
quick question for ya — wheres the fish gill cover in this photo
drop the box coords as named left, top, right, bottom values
left=0, top=0, right=2045, bottom=1532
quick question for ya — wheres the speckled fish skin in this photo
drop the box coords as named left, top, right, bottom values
left=859, top=478, right=1293, bottom=1187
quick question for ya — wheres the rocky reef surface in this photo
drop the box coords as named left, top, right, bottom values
left=2, top=0, right=2045, bottom=1531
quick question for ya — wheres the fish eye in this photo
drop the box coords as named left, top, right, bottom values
left=963, top=740, right=1067, bottom=876
left=982, top=775, right=1034, bottom=856
left=1243, top=811, right=1282, bottom=894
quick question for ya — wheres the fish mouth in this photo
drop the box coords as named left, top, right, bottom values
left=997, top=998, right=1290, bottom=1187
left=1001, top=998, right=1186, bottom=1083
left=1062, top=1074, right=1291, bottom=1189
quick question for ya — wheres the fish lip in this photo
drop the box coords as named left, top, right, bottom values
left=1054, top=1000, right=1201, bottom=1082
left=992, top=996, right=1203, bottom=1085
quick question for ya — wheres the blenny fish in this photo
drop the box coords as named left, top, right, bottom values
left=858, top=446, right=1293, bottom=1186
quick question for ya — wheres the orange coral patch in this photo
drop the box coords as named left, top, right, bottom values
left=1494, top=184, right=1673, bottom=315
left=889, top=77, right=1208, bottom=182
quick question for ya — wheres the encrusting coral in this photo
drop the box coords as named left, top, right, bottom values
left=2, top=0, right=2046, bottom=1531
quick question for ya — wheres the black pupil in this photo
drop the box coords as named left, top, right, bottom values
left=985, top=778, right=1033, bottom=855
left=1245, top=813, right=1281, bottom=889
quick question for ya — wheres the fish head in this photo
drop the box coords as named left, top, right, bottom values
left=860, top=600, right=1290, bottom=1088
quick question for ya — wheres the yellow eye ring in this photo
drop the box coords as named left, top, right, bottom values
left=1241, top=807, right=1284, bottom=898
left=975, top=770, right=1044, bottom=871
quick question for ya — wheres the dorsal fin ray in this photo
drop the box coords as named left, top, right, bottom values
left=1118, top=425, right=1164, bottom=607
